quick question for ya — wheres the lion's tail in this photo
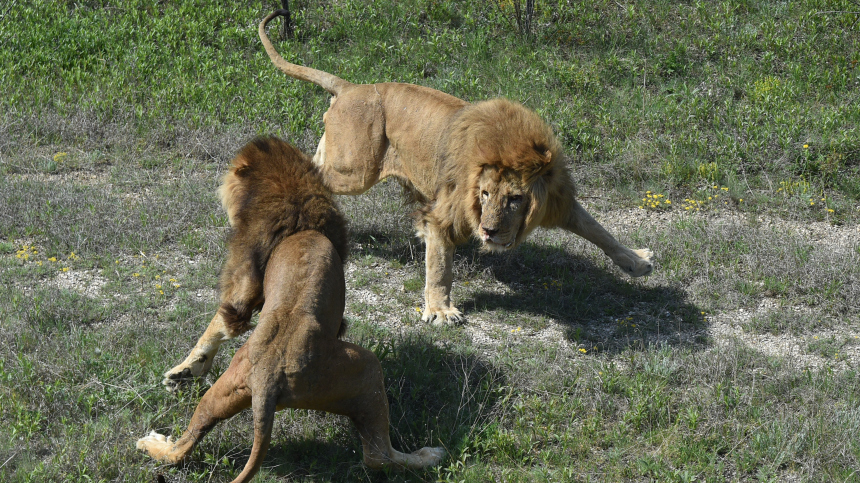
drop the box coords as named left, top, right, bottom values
left=259, top=10, right=351, bottom=96
left=229, top=391, right=277, bottom=483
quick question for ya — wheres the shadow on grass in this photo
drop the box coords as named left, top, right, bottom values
left=346, top=227, right=706, bottom=355
left=349, top=227, right=420, bottom=267
left=461, top=240, right=707, bottom=353
left=182, top=333, right=505, bottom=482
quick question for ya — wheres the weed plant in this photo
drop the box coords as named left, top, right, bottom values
left=1, top=0, right=859, bottom=481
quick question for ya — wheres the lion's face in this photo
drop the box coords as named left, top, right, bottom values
left=475, top=166, right=530, bottom=252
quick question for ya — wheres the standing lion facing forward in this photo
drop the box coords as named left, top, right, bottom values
left=142, top=137, right=444, bottom=481
left=163, top=9, right=653, bottom=385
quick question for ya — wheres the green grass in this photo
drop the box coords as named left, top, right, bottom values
left=2, top=0, right=860, bottom=481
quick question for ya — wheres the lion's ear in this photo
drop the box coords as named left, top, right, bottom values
left=475, top=139, right=496, bottom=163
left=525, top=150, right=553, bottom=182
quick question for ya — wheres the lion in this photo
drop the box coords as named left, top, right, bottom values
left=257, top=10, right=652, bottom=321
left=141, top=137, right=444, bottom=481
left=163, top=10, right=653, bottom=386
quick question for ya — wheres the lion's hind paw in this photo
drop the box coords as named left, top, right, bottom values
left=414, top=446, right=446, bottom=467
left=136, top=431, right=174, bottom=460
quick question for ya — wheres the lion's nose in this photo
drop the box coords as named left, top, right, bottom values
left=482, top=226, right=498, bottom=238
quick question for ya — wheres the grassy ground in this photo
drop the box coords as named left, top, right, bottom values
left=1, top=0, right=859, bottom=481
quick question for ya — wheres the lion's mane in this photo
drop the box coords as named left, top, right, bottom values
left=216, top=137, right=349, bottom=334
left=429, top=98, right=575, bottom=246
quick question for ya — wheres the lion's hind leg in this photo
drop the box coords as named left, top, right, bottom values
left=141, top=345, right=253, bottom=464
left=301, top=340, right=445, bottom=469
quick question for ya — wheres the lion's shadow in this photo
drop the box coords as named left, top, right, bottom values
left=350, top=226, right=706, bottom=355
left=458, top=240, right=706, bottom=354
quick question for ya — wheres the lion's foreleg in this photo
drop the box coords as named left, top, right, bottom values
left=163, top=257, right=262, bottom=390
left=563, top=200, right=653, bottom=277
left=418, top=223, right=464, bottom=325
left=162, top=309, right=235, bottom=389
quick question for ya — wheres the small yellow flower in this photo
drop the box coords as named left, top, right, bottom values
left=133, top=273, right=140, bottom=277
left=62, top=267, right=69, bottom=272
left=49, top=257, right=57, bottom=262
left=579, top=348, right=587, bottom=353
left=53, top=152, right=68, bottom=162
left=155, top=284, right=162, bottom=289
left=803, top=144, right=809, bottom=149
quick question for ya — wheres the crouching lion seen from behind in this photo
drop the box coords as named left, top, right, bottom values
left=252, top=10, right=653, bottom=326
left=140, top=137, right=444, bottom=482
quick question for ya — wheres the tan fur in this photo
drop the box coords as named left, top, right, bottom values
left=257, top=10, right=653, bottom=326
left=146, top=137, right=444, bottom=481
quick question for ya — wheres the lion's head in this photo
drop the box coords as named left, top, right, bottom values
left=435, top=98, right=566, bottom=251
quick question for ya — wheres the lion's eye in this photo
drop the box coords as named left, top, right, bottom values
left=481, top=190, right=489, bottom=199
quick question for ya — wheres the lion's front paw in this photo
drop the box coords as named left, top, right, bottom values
left=613, top=248, right=654, bottom=278
left=136, top=431, right=177, bottom=463
left=630, top=248, right=654, bottom=277
left=421, top=306, right=465, bottom=326
left=162, top=354, right=212, bottom=392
